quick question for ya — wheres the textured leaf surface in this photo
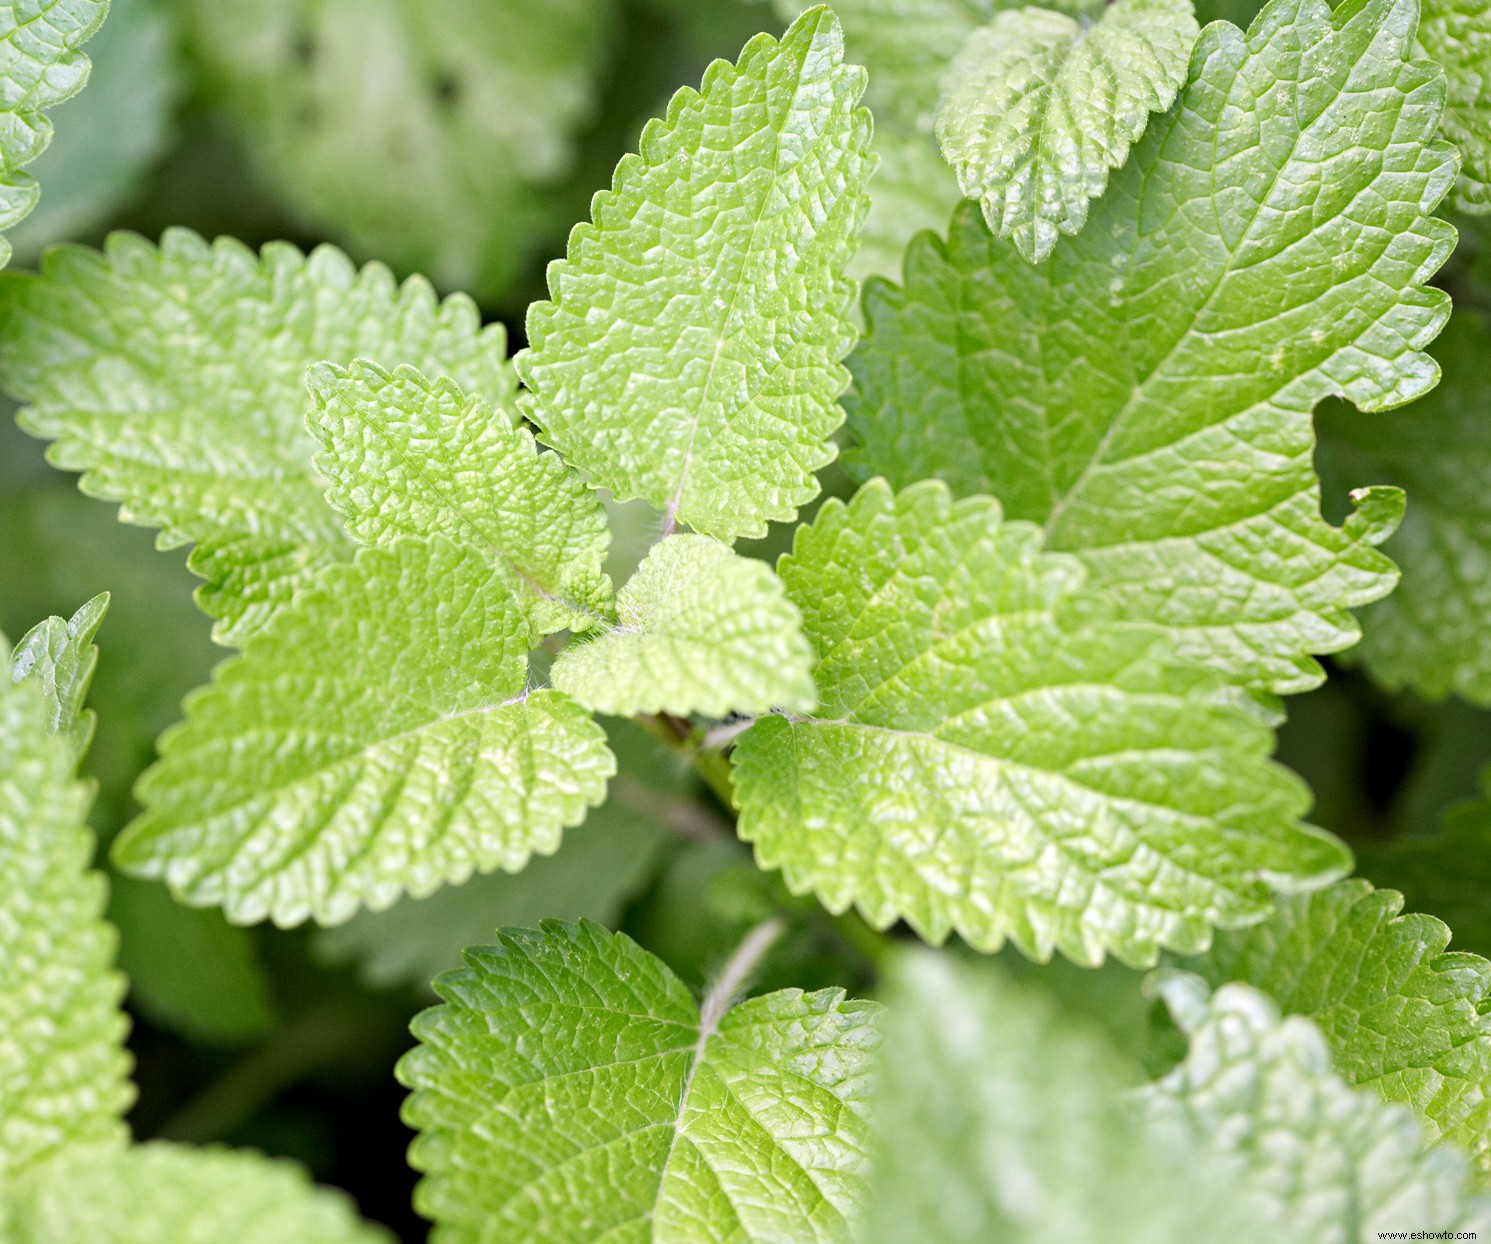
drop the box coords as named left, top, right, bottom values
left=5, top=1142, right=389, bottom=1243
left=862, top=952, right=1248, bottom=1244
left=113, top=539, right=614, bottom=927
left=732, top=480, right=1345, bottom=967
left=0, top=626, right=130, bottom=1180
left=173, top=0, right=617, bottom=300
left=0, top=229, right=513, bottom=644
left=845, top=0, right=1455, bottom=693
left=317, top=719, right=677, bottom=990
left=1418, top=0, right=1491, bottom=211
left=1318, top=312, right=1491, bottom=702
left=0, top=0, right=106, bottom=264
left=11, top=593, right=107, bottom=760
left=399, top=919, right=880, bottom=1243
left=1138, top=975, right=1491, bottom=1240
left=866, top=952, right=1491, bottom=1242
left=518, top=8, right=873, bottom=541
left=307, top=360, right=611, bottom=635
left=551, top=534, right=817, bottom=717
left=936, top=0, right=1198, bottom=262
left=776, top=0, right=989, bottom=281
left=7, top=0, right=180, bottom=263
left=1176, top=878, right=1491, bottom=1174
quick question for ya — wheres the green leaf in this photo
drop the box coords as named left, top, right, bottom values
left=4, top=1142, right=390, bottom=1243
left=936, top=0, right=1198, bottom=263
left=864, top=952, right=1491, bottom=1243
left=1175, top=877, right=1491, bottom=1176
left=1318, top=311, right=1491, bottom=703
left=0, top=229, right=514, bottom=645
left=862, top=951, right=1244, bottom=1244
left=1139, top=974, right=1491, bottom=1239
left=113, top=538, right=614, bottom=927
left=517, top=7, right=873, bottom=541
left=732, top=480, right=1345, bottom=967
left=0, top=630, right=130, bottom=1181
left=306, top=360, right=612, bottom=636
left=7, top=0, right=181, bottom=263
left=845, top=0, right=1456, bottom=693
left=1418, top=0, right=1491, bottom=212
left=11, top=593, right=107, bottom=761
left=398, top=919, right=880, bottom=1242
left=316, top=718, right=678, bottom=990
left=0, top=0, right=107, bottom=264
left=775, top=0, right=989, bottom=282
left=551, top=534, right=817, bottom=717
left=172, top=0, right=618, bottom=300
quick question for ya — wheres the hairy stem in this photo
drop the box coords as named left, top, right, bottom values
left=700, top=915, right=787, bottom=1031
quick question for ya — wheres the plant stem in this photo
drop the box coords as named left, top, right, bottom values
left=700, top=915, right=787, bottom=1030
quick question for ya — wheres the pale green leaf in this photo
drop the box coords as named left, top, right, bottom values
left=862, top=952, right=1248, bottom=1244
left=732, top=479, right=1345, bottom=967
left=935, top=0, right=1198, bottom=262
left=0, top=229, right=514, bottom=644
left=398, top=919, right=880, bottom=1243
left=173, top=0, right=618, bottom=300
left=1418, top=0, right=1491, bottom=212
left=775, top=0, right=990, bottom=281
left=7, top=0, right=181, bottom=262
left=1318, top=312, right=1491, bottom=703
left=517, top=7, right=873, bottom=541
left=306, top=359, right=612, bottom=636
left=1176, top=877, right=1491, bottom=1175
left=112, top=538, right=614, bottom=927
left=11, top=593, right=107, bottom=760
left=4, top=1142, right=390, bottom=1243
left=0, top=630, right=130, bottom=1181
left=316, top=717, right=679, bottom=991
left=865, top=953, right=1491, bottom=1242
left=551, top=534, right=817, bottom=717
left=0, top=0, right=107, bottom=264
left=845, top=0, right=1455, bottom=693
left=1140, top=974, right=1491, bottom=1240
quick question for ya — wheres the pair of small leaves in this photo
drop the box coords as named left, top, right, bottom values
left=866, top=953, right=1491, bottom=1242
left=846, top=0, right=1454, bottom=695
left=936, top=0, right=1199, bottom=263
left=111, top=356, right=815, bottom=926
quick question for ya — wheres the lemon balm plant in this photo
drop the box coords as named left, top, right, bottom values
left=5, top=0, right=1491, bottom=1238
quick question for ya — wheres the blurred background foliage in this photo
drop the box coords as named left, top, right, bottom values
left=3, top=0, right=1489, bottom=1237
